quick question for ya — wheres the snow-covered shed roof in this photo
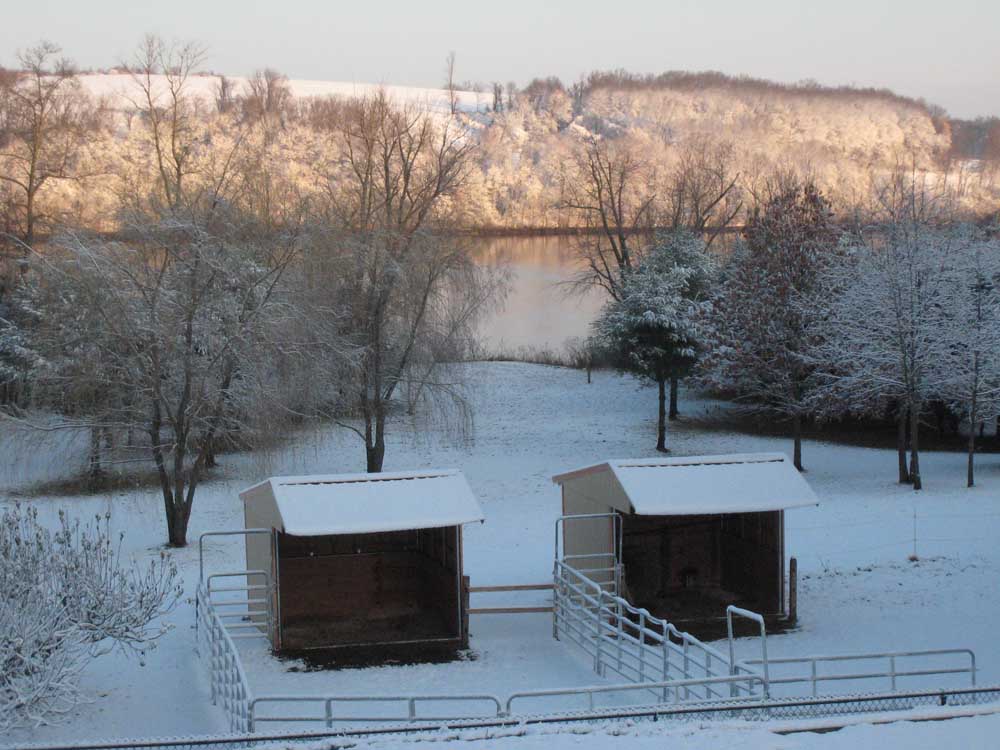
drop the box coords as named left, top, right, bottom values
left=240, top=469, right=485, bottom=536
left=552, top=453, right=819, bottom=516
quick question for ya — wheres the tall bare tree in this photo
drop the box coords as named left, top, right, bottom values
left=317, top=90, right=481, bottom=472
left=563, top=135, right=656, bottom=301
left=444, top=51, right=458, bottom=116
left=662, top=136, right=742, bottom=250
left=126, top=35, right=207, bottom=211
left=0, top=42, right=96, bottom=251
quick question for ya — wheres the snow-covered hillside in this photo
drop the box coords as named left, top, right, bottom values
left=13, top=71, right=996, bottom=238
left=78, top=73, right=486, bottom=115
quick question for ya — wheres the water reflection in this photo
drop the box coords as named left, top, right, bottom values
left=471, top=236, right=606, bottom=350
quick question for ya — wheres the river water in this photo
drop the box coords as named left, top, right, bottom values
left=471, top=235, right=606, bottom=351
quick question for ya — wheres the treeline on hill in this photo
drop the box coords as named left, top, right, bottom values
left=2, top=46, right=1000, bottom=237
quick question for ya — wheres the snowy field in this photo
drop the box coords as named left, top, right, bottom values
left=2, top=362, right=1000, bottom=747
left=77, top=73, right=486, bottom=115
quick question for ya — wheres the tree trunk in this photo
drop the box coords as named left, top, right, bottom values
left=909, top=406, right=922, bottom=491
left=656, top=378, right=668, bottom=453
left=88, top=426, right=104, bottom=480
left=792, top=412, right=803, bottom=472
left=366, top=439, right=385, bottom=472
left=167, top=503, right=188, bottom=547
left=896, top=406, right=911, bottom=484
left=967, top=417, right=976, bottom=489
left=366, top=413, right=387, bottom=472
left=668, top=376, right=679, bottom=421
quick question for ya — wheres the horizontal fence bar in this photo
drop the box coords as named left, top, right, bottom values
left=10, top=686, right=1000, bottom=750
left=469, top=583, right=554, bottom=593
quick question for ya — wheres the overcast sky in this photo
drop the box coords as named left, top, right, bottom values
left=2, top=0, right=997, bottom=118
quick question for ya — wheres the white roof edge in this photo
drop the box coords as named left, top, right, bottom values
left=240, top=468, right=463, bottom=497
left=552, top=453, right=791, bottom=485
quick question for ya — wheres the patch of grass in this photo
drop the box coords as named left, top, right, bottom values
left=685, top=396, right=1000, bottom=454
left=11, top=465, right=220, bottom=498
left=469, top=338, right=610, bottom=370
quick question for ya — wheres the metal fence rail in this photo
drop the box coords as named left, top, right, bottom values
left=248, top=694, right=504, bottom=731
left=552, top=559, right=761, bottom=702
left=8, top=686, right=1000, bottom=750
left=195, top=585, right=254, bottom=733
left=505, top=674, right=766, bottom=715
left=739, top=649, right=977, bottom=697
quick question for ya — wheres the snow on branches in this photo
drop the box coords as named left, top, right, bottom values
left=703, top=178, right=838, bottom=471
left=592, top=230, right=713, bottom=451
left=0, top=504, right=180, bottom=730
left=812, top=223, right=1000, bottom=488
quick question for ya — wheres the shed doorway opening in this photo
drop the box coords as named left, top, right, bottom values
left=620, top=510, right=782, bottom=625
left=277, top=525, right=462, bottom=651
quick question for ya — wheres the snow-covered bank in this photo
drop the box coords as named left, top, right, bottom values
left=3, top=363, right=998, bottom=745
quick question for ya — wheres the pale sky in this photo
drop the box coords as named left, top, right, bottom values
left=1, top=0, right=997, bottom=118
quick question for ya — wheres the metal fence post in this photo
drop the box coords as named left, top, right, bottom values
left=594, top=590, right=604, bottom=676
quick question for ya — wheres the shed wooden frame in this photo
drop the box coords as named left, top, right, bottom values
left=552, top=453, right=818, bottom=622
left=239, top=469, right=484, bottom=653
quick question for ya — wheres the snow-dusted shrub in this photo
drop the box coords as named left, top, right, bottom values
left=0, top=504, right=180, bottom=730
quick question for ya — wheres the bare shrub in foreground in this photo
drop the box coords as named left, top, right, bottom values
left=0, top=504, right=180, bottom=730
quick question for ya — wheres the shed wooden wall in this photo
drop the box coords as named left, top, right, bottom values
left=241, top=483, right=280, bottom=640
left=276, top=526, right=463, bottom=651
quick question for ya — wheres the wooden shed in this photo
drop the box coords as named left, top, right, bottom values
left=552, top=453, right=818, bottom=623
left=239, top=469, right=484, bottom=653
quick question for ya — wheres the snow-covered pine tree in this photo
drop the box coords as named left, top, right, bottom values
left=592, top=230, right=713, bottom=452
left=704, top=178, right=837, bottom=471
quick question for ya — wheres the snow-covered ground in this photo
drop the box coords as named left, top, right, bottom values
left=2, top=362, right=999, bottom=746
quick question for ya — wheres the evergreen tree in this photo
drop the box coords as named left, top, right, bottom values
left=592, top=231, right=713, bottom=452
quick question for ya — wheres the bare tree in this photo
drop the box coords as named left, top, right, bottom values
left=0, top=42, right=96, bottom=251
left=444, top=51, right=458, bottom=116
left=243, top=68, right=291, bottom=122
left=126, top=35, right=207, bottom=211
left=316, top=90, right=482, bottom=472
left=563, top=135, right=656, bottom=300
left=491, top=82, right=503, bottom=113
left=214, top=74, right=235, bottom=114
left=938, top=227, right=1000, bottom=487
left=662, top=136, right=742, bottom=250
left=20, top=208, right=301, bottom=546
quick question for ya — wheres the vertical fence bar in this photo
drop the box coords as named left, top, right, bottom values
left=638, top=611, right=646, bottom=683
left=890, top=655, right=897, bottom=692
left=683, top=639, right=691, bottom=700
left=594, top=590, right=604, bottom=676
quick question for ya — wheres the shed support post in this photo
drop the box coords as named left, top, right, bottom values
left=788, top=557, right=798, bottom=625
left=462, top=575, right=471, bottom=648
